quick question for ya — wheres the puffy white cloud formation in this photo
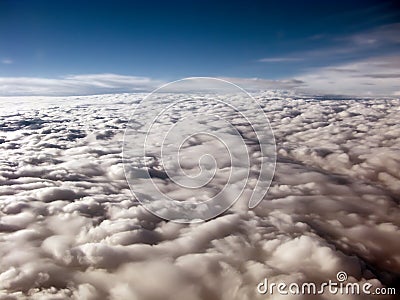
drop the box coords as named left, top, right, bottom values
left=0, top=92, right=399, bottom=299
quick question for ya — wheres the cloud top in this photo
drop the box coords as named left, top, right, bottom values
left=0, top=92, right=399, bottom=299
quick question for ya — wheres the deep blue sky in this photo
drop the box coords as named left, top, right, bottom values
left=0, top=0, right=399, bottom=81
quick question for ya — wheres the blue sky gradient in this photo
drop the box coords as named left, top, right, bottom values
left=0, top=0, right=399, bottom=95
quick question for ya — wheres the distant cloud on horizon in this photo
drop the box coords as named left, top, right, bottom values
left=0, top=74, right=163, bottom=96
left=297, top=55, right=400, bottom=96
left=0, top=55, right=399, bottom=97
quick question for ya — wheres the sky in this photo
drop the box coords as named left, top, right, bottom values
left=0, top=0, right=399, bottom=96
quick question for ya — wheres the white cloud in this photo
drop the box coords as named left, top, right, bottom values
left=296, top=55, right=400, bottom=96
left=259, top=23, right=400, bottom=64
left=255, top=23, right=400, bottom=96
left=0, top=69, right=397, bottom=97
left=221, top=77, right=305, bottom=91
left=0, top=75, right=307, bottom=96
left=342, top=22, right=400, bottom=46
left=0, top=73, right=163, bottom=96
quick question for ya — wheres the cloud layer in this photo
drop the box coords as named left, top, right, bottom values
left=0, top=92, right=399, bottom=299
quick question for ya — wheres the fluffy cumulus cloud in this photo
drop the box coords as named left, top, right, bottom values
left=0, top=92, right=399, bottom=299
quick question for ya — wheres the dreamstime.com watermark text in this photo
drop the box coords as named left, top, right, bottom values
left=257, top=271, right=396, bottom=296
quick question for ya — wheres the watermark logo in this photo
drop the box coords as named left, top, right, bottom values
left=336, top=271, right=347, bottom=282
left=122, top=77, right=276, bottom=223
left=257, top=271, right=396, bottom=296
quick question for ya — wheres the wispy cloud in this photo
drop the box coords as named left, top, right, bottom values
left=0, top=73, right=163, bottom=96
left=296, top=55, right=400, bottom=96
left=360, top=73, right=400, bottom=79
left=255, top=22, right=400, bottom=95
left=258, top=57, right=303, bottom=63
left=222, top=77, right=305, bottom=91
left=340, top=22, right=400, bottom=46
left=1, top=58, right=13, bottom=64
left=0, top=68, right=397, bottom=97
left=0, top=74, right=308, bottom=96
left=259, top=23, right=400, bottom=64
